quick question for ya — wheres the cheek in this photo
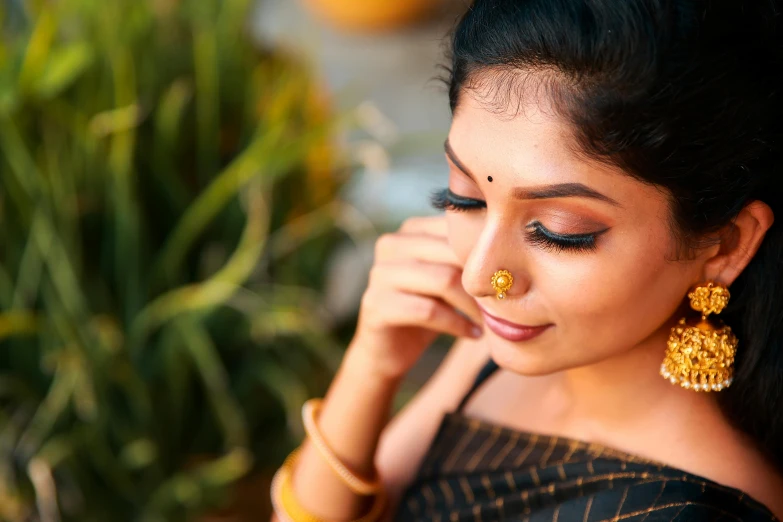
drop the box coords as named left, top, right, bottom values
left=538, top=224, right=693, bottom=336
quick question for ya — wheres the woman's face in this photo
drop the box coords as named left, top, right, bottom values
left=446, top=88, right=709, bottom=375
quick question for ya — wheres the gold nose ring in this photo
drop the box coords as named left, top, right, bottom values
left=491, top=269, right=514, bottom=300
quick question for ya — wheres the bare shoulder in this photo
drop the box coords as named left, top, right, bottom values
left=375, top=337, right=490, bottom=506
left=647, top=406, right=783, bottom=519
left=716, top=436, right=783, bottom=520
left=750, top=462, right=783, bottom=519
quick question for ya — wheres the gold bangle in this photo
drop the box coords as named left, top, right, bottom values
left=270, top=446, right=387, bottom=522
left=302, top=398, right=383, bottom=495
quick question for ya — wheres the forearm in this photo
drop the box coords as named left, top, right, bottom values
left=272, top=215, right=469, bottom=521
left=287, top=344, right=402, bottom=520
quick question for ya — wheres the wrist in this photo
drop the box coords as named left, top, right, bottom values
left=343, top=341, right=405, bottom=389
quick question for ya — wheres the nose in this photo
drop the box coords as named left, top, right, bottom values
left=460, top=219, right=530, bottom=300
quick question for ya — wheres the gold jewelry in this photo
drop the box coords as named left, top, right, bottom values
left=270, top=446, right=387, bottom=522
left=302, top=399, right=382, bottom=495
left=491, top=269, right=514, bottom=300
left=661, top=281, right=738, bottom=392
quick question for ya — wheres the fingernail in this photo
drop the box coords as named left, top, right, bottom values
left=471, top=326, right=483, bottom=338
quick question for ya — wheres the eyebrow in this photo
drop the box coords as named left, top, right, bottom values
left=444, top=138, right=621, bottom=208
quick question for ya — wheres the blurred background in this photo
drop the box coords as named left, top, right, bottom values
left=0, top=0, right=467, bottom=520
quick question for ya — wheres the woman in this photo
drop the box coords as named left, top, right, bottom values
left=270, top=0, right=783, bottom=520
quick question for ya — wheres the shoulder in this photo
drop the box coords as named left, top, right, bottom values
left=714, top=443, right=783, bottom=521
left=674, top=420, right=783, bottom=521
left=554, top=465, right=780, bottom=522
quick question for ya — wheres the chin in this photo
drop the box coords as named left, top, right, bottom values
left=487, top=334, right=565, bottom=376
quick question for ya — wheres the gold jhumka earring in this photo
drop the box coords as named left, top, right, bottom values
left=660, top=281, right=737, bottom=392
left=491, top=269, right=514, bottom=300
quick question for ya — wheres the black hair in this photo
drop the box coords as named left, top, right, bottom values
left=446, top=0, right=783, bottom=472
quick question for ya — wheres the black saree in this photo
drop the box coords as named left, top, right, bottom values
left=394, top=359, right=779, bottom=522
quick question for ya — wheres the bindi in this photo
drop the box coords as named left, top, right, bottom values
left=487, top=176, right=493, bottom=182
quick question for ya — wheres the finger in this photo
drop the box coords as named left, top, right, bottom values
left=377, top=292, right=483, bottom=340
left=369, top=262, right=483, bottom=326
left=398, top=215, right=448, bottom=236
left=374, top=232, right=462, bottom=266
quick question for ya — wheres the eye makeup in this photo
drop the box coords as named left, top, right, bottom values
left=430, top=187, right=487, bottom=211
left=430, top=187, right=608, bottom=253
left=525, top=221, right=602, bottom=253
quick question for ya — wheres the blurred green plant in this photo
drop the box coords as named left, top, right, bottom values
left=0, top=0, right=351, bottom=520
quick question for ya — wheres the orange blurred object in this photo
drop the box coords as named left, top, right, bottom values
left=302, top=0, right=443, bottom=32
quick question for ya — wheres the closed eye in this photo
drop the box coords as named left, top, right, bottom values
left=431, top=188, right=607, bottom=253
left=430, top=188, right=486, bottom=211
left=526, top=221, right=605, bottom=253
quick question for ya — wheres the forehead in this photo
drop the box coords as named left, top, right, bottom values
left=448, top=87, right=663, bottom=208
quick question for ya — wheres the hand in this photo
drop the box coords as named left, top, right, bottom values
left=347, top=216, right=483, bottom=381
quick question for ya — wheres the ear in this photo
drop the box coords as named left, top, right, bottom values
left=702, top=200, right=775, bottom=286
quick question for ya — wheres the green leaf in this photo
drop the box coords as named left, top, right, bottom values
left=193, top=24, right=219, bottom=183
left=0, top=0, right=347, bottom=519
left=35, top=42, right=95, bottom=99
left=174, top=318, right=248, bottom=449
left=0, top=81, right=18, bottom=115
left=16, top=353, right=77, bottom=458
left=131, top=185, right=269, bottom=347
left=18, top=8, right=56, bottom=93
left=119, top=438, right=158, bottom=470
left=151, top=118, right=332, bottom=287
left=143, top=447, right=252, bottom=517
left=0, top=311, right=39, bottom=341
left=255, top=361, right=309, bottom=438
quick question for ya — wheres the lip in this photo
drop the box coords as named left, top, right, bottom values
left=478, top=305, right=552, bottom=342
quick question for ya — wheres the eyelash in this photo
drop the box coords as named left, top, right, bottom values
left=430, top=188, right=487, bottom=211
left=430, top=188, right=601, bottom=253
left=526, top=223, right=598, bottom=253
